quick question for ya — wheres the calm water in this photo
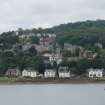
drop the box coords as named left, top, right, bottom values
left=0, top=84, right=105, bottom=105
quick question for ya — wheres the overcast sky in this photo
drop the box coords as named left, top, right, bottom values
left=0, top=0, right=105, bottom=33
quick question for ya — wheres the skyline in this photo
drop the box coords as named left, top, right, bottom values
left=0, top=0, right=105, bottom=33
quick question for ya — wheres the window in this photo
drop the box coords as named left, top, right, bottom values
left=89, top=74, right=93, bottom=77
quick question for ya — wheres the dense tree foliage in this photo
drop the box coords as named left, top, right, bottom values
left=0, top=20, right=105, bottom=76
left=30, top=36, right=39, bottom=44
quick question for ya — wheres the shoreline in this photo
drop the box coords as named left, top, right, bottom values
left=0, top=78, right=105, bottom=85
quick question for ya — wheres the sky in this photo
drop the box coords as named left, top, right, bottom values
left=0, top=0, right=105, bottom=33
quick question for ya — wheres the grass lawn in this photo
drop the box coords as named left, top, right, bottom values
left=0, top=77, right=16, bottom=81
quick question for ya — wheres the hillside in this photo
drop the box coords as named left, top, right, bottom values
left=1, top=20, right=105, bottom=49
left=48, top=20, right=105, bottom=48
left=0, top=20, right=105, bottom=75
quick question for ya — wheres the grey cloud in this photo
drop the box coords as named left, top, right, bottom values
left=0, top=0, right=105, bottom=33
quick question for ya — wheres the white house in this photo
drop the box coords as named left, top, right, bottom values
left=44, top=69, right=56, bottom=78
left=58, top=67, right=70, bottom=78
left=19, top=33, right=35, bottom=39
left=88, top=68, right=103, bottom=78
left=22, top=69, right=38, bottom=77
left=43, top=53, right=62, bottom=64
left=49, top=54, right=62, bottom=63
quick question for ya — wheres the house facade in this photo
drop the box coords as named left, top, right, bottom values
left=49, top=54, right=62, bottom=64
left=22, top=69, right=38, bottom=77
left=39, top=34, right=56, bottom=46
left=58, top=67, right=70, bottom=78
left=5, top=69, right=21, bottom=77
left=80, top=50, right=97, bottom=60
left=43, top=53, right=62, bottom=65
left=44, top=69, right=56, bottom=78
left=88, top=68, right=103, bottom=78
left=64, top=43, right=82, bottom=53
left=35, top=45, right=52, bottom=53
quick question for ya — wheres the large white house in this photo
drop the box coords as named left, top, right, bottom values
left=88, top=68, right=103, bottom=78
left=58, top=67, right=70, bottom=78
left=44, top=69, right=56, bottom=78
left=22, top=69, right=38, bottom=77
left=49, top=54, right=62, bottom=64
left=43, top=53, right=62, bottom=64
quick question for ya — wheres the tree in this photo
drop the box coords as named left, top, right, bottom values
left=53, top=61, right=59, bottom=77
left=76, top=59, right=90, bottom=75
left=0, top=51, right=16, bottom=74
left=28, top=46, right=37, bottom=56
left=30, top=36, right=39, bottom=44
left=96, top=49, right=105, bottom=69
left=32, top=56, right=45, bottom=74
left=15, top=51, right=28, bottom=71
